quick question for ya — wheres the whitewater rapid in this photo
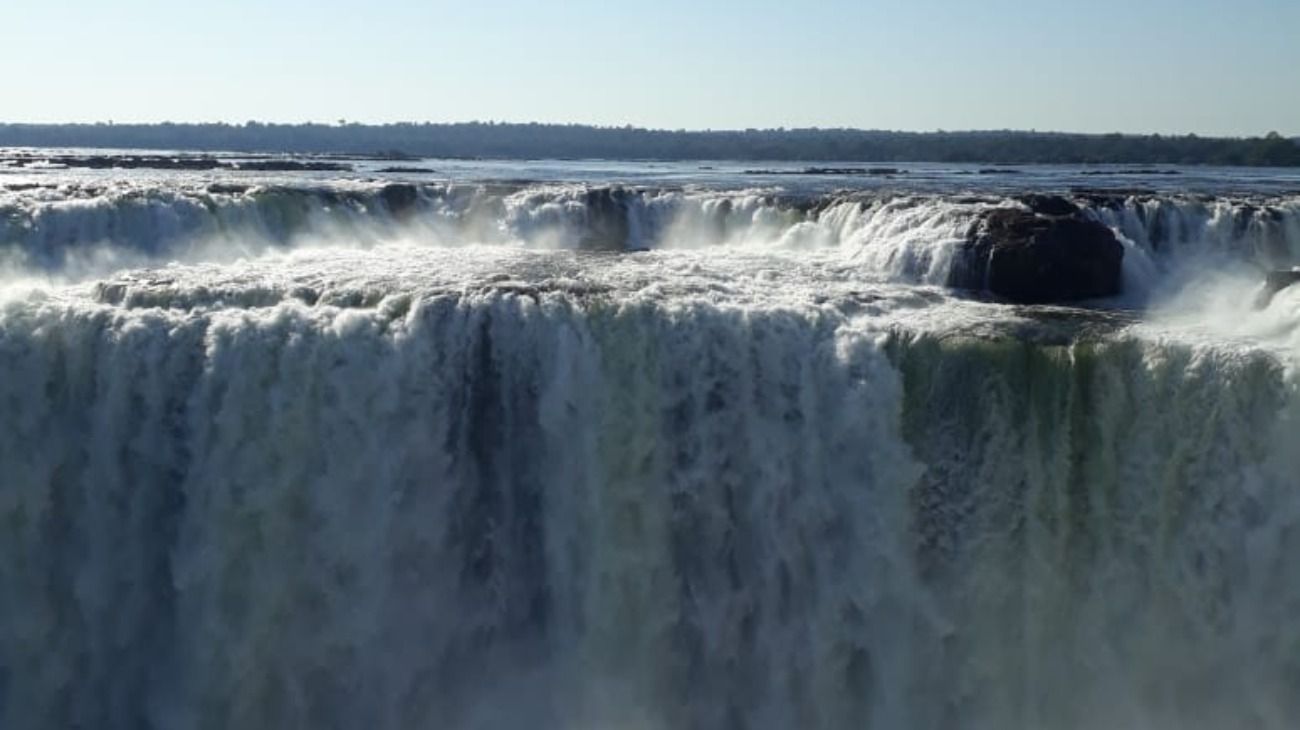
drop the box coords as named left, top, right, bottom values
left=2, top=172, right=1300, bottom=729
left=4, top=180, right=1298, bottom=294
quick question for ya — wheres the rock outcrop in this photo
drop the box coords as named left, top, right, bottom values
left=580, top=187, right=631, bottom=250
left=378, top=183, right=420, bottom=219
left=950, top=199, right=1125, bottom=304
left=1254, top=269, right=1300, bottom=309
left=0, top=153, right=353, bottom=172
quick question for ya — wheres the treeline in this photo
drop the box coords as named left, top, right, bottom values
left=2, top=122, right=1299, bottom=166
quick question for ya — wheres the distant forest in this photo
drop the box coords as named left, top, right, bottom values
left=2, top=122, right=1300, bottom=166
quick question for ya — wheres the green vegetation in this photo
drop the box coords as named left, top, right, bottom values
left=2, top=123, right=1298, bottom=166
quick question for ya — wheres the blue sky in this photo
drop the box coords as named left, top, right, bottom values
left=3, top=0, right=1297, bottom=135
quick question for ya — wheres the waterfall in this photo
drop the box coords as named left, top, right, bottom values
left=2, top=268, right=1297, bottom=729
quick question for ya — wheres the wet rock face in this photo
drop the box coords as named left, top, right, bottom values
left=379, top=183, right=421, bottom=219
left=1255, top=269, right=1300, bottom=309
left=1016, top=194, right=1080, bottom=217
left=950, top=203, right=1125, bottom=304
left=580, top=187, right=631, bottom=250
left=1265, top=269, right=1300, bottom=293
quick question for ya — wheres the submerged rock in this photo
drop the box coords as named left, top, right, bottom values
left=950, top=204, right=1124, bottom=304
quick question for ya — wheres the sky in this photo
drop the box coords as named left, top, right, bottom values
left=2, top=0, right=1297, bottom=136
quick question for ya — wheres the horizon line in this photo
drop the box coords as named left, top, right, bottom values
left=1, top=121, right=1296, bottom=140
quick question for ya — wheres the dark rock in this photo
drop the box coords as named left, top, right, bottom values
left=742, top=167, right=905, bottom=176
left=92, top=282, right=128, bottom=305
left=1069, top=189, right=1157, bottom=208
left=378, top=183, right=420, bottom=218
left=1265, top=269, right=1300, bottom=293
left=703, top=197, right=733, bottom=242
left=377, top=166, right=436, bottom=174
left=1079, top=168, right=1181, bottom=176
left=1017, top=194, right=1079, bottom=217
left=802, top=167, right=903, bottom=176
left=950, top=207, right=1124, bottom=303
left=56, top=155, right=224, bottom=170
left=207, top=183, right=250, bottom=195
left=1254, top=269, right=1300, bottom=309
left=5, top=153, right=354, bottom=173
left=581, top=187, right=630, bottom=250
left=1233, top=205, right=1257, bottom=237
left=231, top=160, right=352, bottom=172
left=289, top=286, right=321, bottom=306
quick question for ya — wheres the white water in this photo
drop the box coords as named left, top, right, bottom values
left=2, top=176, right=1300, bottom=729
left=6, top=182, right=1296, bottom=291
